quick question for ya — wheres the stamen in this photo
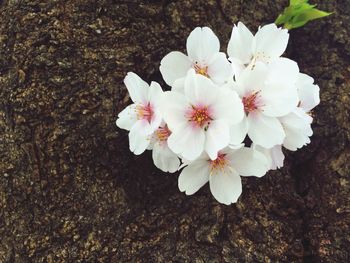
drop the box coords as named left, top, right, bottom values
left=135, top=103, right=153, bottom=123
left=155, top=125, right=171, bottom=143
left=209, top=153, right=231, bottom=175
left=193, top=63, right=209, bottom=77
left=188, top=105, right=212, bottom=129
left=242, top=91, right=261, bottom=113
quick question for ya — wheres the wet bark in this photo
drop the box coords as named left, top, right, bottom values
left=0, top=0, right=349, bottom=262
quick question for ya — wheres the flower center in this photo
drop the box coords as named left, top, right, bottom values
left=155, top=125, right=171, bottom=143
left=209, top=153, right=229, bottom=174
left=188, top=105, right=212, bottom=129
left=136, top=103, right=153, bottom=123
left=242, top=91, right=261, bottom=113
left=193, top=63, right=209, bottom=77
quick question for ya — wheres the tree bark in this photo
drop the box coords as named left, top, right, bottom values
left=0, top=0, right=349, bottom=262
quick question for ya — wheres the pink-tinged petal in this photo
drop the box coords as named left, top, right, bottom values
left=128, top=120, right=151, bottom=155
left=229, top=117, right=248, bottom=146
left=168, top=123, right=205, bottom=161
left=116, top=104, right=137, bottom=131
left=209, top=168, right=242, bottom=205
left=212, top=87, right=244, bottom=124
left=247, top=112, right=285, bottom=148
left=184, top=70, right=218, bottom=106
left=124, top=72, right=149, bottom=104
left=178, top=159, right=210, bottom=195
left=254, top=23, right=289, bottom=59
left=186, top=27, right=220, bottom=62
left=297, top=73, right=320, bottom=112
left=160, top=51, right=192, bottom=86
left=207, top=52, right=233, bottom=85
left=227, top=22, right=254, bottom=65
left=152, top=143, right=180, bottom=173
left=228, top=147, right=269, bottom=177
left=205, top=120, right=230, bottom=160
left=160, top=91, right=188, bottom=131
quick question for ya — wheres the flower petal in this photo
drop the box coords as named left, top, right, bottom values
left=254, top=144, right=284, bottom=170
left=186, top=27, right=220, bottom=62
left=228, top=147, right=269, bottom=177
left=229, top=117, right=248, bottom=146
left=254, top=23, right=289, bottom=59
left=184, top=69, right=218, bottom=106
left=160, top=51, right=192, bottom=86
left=178, top=159, right=210, bottom=195
left=152, top=143, right=180, bottom=173
left=209, top=169, right=242, bottom=205
left=128, top=120, right=151, bottom=155
left=116, top=104, right=137, bottom=131
left=297, top=73, right=320, bottom=112
left=205, top=120, right=230, bottom=160
left=160, top=91, right=188, bottom=131
left=168, top=123, right=205, bottom=161
left=124, top=72, right=149, bottom=104
left=235, top=62, right=268, bottom=95
left=227, top=22, right=254, bottom=65
left=207, top=52, right=233, bottom=85
left=211, top=87, right=244, bottom=124
left=247, top=112, right=285, bottom=148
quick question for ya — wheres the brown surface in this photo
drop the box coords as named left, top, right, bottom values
left=0, top=0, right=349, bottom=262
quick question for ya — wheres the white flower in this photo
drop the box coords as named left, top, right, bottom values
left=160, top=27, right=232, bottom=86
left=254, top=144, right=285, bottom=170
left=149, top=123, right=180, bottom=173
left=178, top=147, right=270, bottom=205
left=277, top=73, right=320, bottom=151
left=116, top=72, right=163, bottom=155
left=230, top=58, right=299, bottom=149
left=161, top=69, right=244, bottom=161
left=227, top=22, right=289, bottom=76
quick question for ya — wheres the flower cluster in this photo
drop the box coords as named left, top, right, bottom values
left=116, top=22, right=320, bottom=205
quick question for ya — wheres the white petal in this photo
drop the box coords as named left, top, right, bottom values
left=124, top=72, right=149, bottom=104
left=186, top=27, right=220, bottom=62
left=227, top=22, right=254, bottom=65
left=260, top=82, right=299, bottom=117
left=184, top=70, right=218, bottom=106
left=266, top=58, right=299, bottom=86
left=116, top=104, right=137, bottom=131
left=171, top=77, right=185, bottom=93
left=207, top=52, right=233, bottom=85
left=211, top=87, right=244, bottom=124
left=152, top=143, right=180, bottom=173
left=297, top=73, right=320, bottom=112
left=205, top=120, right=230, bottom=160
left=160, top=51, right=192, bottom=86
left=254, top=144, right=284, bottom=170
left=178, top=160, right=210, bottom=195
left=168, top=123, right=205, bottom=161
left=128, top=121, right=151, bottom=155
left=209, top=169, right=242, bottom=205
left=229, top=57, right=246, bottom=78
left=160, top=91, right=188, bottom=131
left=228, top=147, right=269, bottom=177
left=229, top=117, right=248, bottom=146
left=247, top=113, right=285, bottom=148
left=254, top=23, right=289, bottom=59
left=235, top=62, right=268, bottom=95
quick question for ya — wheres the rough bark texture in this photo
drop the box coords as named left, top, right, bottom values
left=0, top=0, right=349, bottom=262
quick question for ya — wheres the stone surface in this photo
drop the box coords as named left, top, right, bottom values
left=0, top=0, right=349, bottom=262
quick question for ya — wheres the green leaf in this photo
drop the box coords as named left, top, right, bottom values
left=275, top=0, right=332, bottom=30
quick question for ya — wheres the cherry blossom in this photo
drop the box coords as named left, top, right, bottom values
left=160, top=27, right=232, bottom=87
